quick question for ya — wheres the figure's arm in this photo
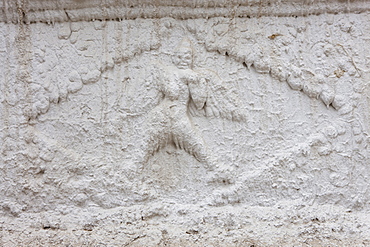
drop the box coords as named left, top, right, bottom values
left=188, top=74, right=207, bottom=110
left=191, top=68, right=246, bottom=122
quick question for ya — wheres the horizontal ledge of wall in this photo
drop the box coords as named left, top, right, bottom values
left=1, top=1, right=369, bottom=24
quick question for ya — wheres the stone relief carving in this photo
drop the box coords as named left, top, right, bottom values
left=142, top=38, right=244, bottom=165
left=1, top=3, right=370, bottom=245
left=0, top=11, right=369, bottom=245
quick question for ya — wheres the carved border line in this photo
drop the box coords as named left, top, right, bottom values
left=1, top=1, right=369, bottom=24
left=192, top=34, right=357, bottom=115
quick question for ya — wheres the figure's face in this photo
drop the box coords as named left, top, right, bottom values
left=173, top=47, right=192, bottom=69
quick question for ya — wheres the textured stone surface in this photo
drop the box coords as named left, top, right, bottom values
left=1, top=1, right=370, bottom=246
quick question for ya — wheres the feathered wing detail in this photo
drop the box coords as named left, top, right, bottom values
left=122, top=60, right=166, bottom=116
left=189, top=68, right=246, bottom=122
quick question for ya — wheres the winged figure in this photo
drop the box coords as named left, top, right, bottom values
left=142, top=38, right=245, bottom=165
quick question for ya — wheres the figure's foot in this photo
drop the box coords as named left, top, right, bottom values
left=136, top=149, right=152, bottom=172
left=203, top=155, right=219, bottom=171
left=206, top=163, right=236, bottom=185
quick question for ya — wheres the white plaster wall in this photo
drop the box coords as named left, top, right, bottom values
left=1, top=2, right=370, bottom=246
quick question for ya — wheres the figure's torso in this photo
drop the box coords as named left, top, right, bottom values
left=161, top=66, right=192, bottom=116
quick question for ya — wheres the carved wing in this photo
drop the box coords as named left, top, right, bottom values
left=116, top=61, right=165, bottom=116
left=189, top=68, right=246, bottom=122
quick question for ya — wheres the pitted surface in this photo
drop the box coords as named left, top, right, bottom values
left=1, top=2, right=370, bottom=246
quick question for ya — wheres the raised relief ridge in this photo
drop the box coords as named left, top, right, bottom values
left=1, top=0, right=369, bottom=23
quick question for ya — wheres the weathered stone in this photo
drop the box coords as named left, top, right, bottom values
left=1, top=1, right=370, bottom=246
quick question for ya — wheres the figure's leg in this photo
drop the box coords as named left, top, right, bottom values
left=142, top=108, right=169, bottom=164
left=172, top=117, right=210, bottom=165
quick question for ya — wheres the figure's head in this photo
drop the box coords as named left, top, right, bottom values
left=172, top=38, right=193, bottom=69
